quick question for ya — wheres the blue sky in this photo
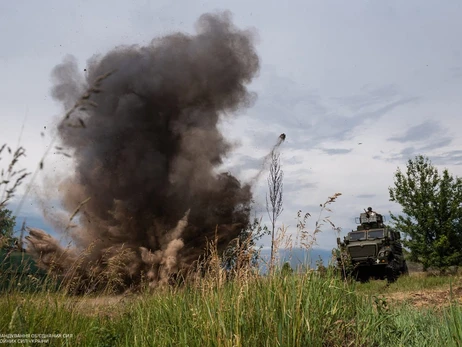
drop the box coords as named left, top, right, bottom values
left=1, top=0, right=462, bottom=251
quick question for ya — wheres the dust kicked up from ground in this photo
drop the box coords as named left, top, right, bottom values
left=26, top=11, right=264, bottom=293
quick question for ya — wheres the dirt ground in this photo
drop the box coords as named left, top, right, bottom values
left=385, top=272, right=462, bottom=308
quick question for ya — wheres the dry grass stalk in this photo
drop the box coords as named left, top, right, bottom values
left=271, top=225, right=289, bottom=270
left=181, top=225, right=263, bottom=292
left=297, top=193, right=342, bottom=251
left=0, top=144, right=30, bottom=252
left=266, top=150, right=284, bottom=275
left=0, top=144, right=30, bottom=209
left=13, top=70, right=115, bottom=218
left=64, top=197, right=92, bottom=234
left=227, top=230, right=260, bottom=283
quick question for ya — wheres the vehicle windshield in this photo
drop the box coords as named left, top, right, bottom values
left=367, top=229, right=384, bottom=239
left=349, top=232, right=366, bottom=241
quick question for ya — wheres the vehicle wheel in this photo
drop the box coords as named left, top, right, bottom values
left=352, top=269, right=361, bottom=282
left=402, top=261, right=409, bottom=275
left=355, top=269, right=370, bottom=283
left=386, top=264, right=397, bottom=283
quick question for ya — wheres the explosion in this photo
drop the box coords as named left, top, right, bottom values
left=26, top=11, right=261, bottom=293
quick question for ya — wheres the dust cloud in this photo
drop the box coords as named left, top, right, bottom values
left=26, top=11, right=263, bottom=293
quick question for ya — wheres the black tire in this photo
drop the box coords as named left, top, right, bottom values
left=355, top=268, right=370, bottom=283
left=352, top=269, right=361, bottom=282
left=402, top=261, right=409, bottom=275
left=386, top=263, right=397, bottom=283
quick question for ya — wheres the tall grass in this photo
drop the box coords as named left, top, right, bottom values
left=1, top=267, right=461, bottom=346
left=2, top=192, right=462, bottom=346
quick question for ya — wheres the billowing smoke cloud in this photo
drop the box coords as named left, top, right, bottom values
left=26, top=11, right=260, bottom=293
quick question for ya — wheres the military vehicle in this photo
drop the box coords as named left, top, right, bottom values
left=336, top=207, right=408, bottom=283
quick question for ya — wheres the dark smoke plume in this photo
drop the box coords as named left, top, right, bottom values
left=26, top=11, right=260, bottom=293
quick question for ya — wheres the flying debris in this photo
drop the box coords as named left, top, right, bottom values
left=249, top=133, right=287, bottom=184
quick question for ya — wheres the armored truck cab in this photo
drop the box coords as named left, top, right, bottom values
left=337, top=208, right=408, bottom=283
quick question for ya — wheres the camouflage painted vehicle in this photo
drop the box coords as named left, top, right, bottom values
left=336, top=207, right=408, bottom=283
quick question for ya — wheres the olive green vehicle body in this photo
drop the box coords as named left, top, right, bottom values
left=336, top=208, right=408, bottom=283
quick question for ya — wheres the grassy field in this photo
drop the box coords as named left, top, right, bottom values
left=1, top=263, right=462, bottom=347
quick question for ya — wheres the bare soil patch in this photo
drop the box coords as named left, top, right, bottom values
left=386, top=285, right=462, bottom=308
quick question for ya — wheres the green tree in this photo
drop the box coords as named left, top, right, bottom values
left=0, top=208, right=17, bottom=249
left=388, top=155, right=462, bottom=271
